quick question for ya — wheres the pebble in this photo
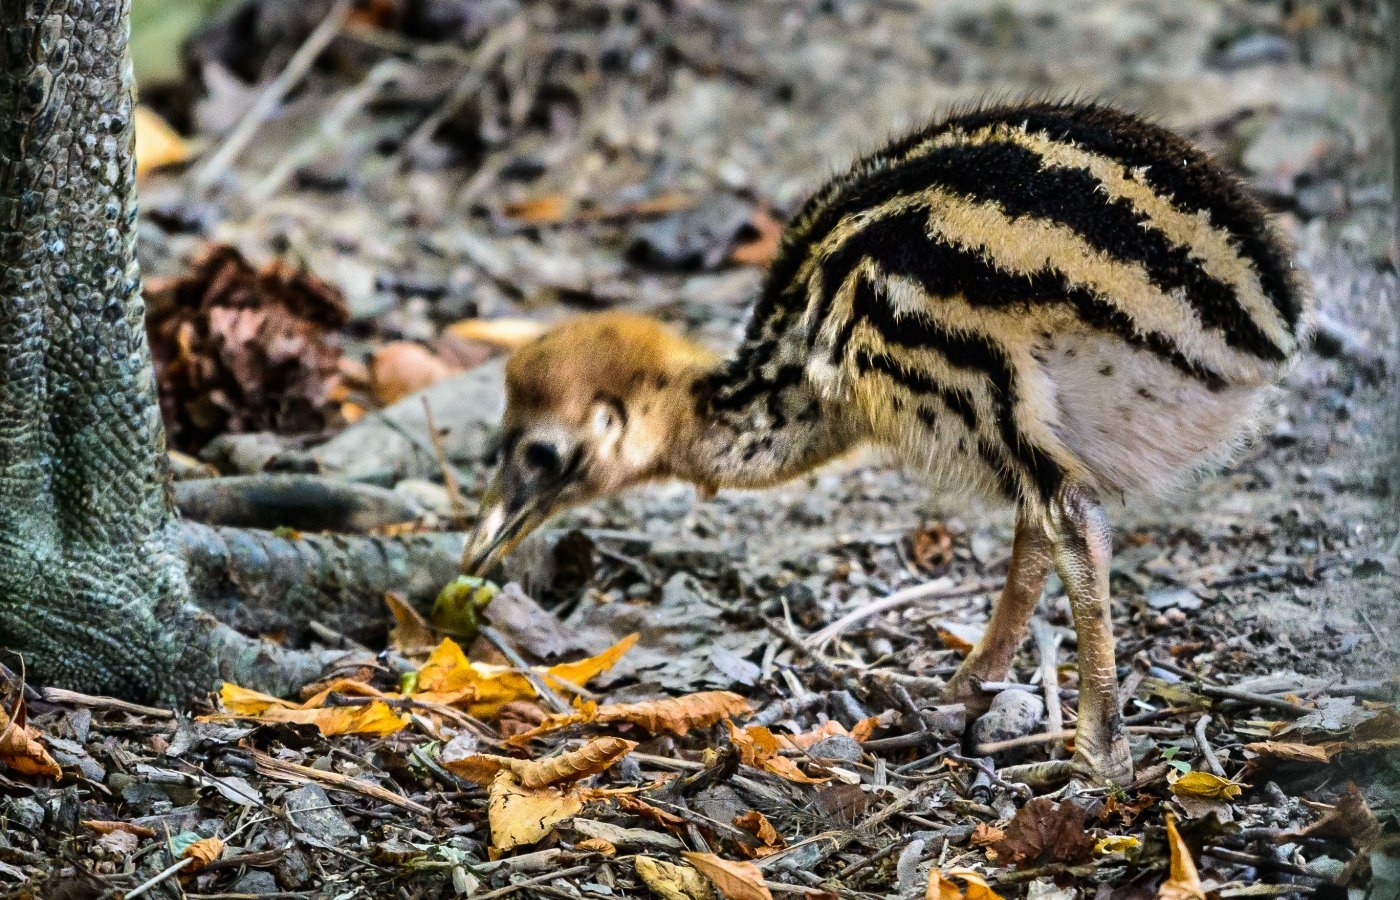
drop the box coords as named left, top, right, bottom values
left=972, top=689, right=1046, bottom=747
left=808, top=734, right=864, bottom=764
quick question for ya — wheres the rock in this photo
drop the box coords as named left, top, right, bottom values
left=709, top=646, right=762, bottom=686
left=231, top=870, right=281, bottom=895
left=1145, top=587, right=1204, bottom=611
left=569, top=818, right=684, bottom=852
left=1210, top=32, right=1294, bottom=70
left=285, top=784, right=357, bottom=847
left=308, top=359, right=505, bottom=483
left=808, top=735, right=863, bottom=764
left=973, top=689, right=1046, bottom=749
left=1242, top=114, right=1350, bottom=193
left=648, top=540, right=738, bottom=573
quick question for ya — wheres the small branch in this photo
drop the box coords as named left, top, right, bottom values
left=806, top=578, right=1000, bottom=648
left=39, top=688, right=176, bottom=720
left=126, top=857, right=195, bottom=899
left=975, top=724, right=1183, bottom=755
left=422, top=397, right=470, bottom=528
left=479, top=625, right=570, bottom=714
left=191, top=0, right=354, bottom=190
left=470, top=864, right=595, bottom=900
left=1194, top=714, right=1228, bottom=777
left=1031, top=618, right=1065, bottom=758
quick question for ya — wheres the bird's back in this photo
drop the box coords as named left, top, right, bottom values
left=745, top=101, right=1309, bottom=506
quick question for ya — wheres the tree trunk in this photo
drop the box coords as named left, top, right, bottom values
left=0, top=0, right=363, bottom=702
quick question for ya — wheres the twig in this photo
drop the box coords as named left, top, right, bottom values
left=470, top=865, right=595, bottom=900
left=996, top=759, right=1075, bottom=791
left=422, top=397, right=470, bottom=527
left=247, top=749, right=431, bottom=816
left=126, top=857, right=195, bottom=899
left=806, top=577, right=1000, bottom=648
left=1194, top=714, right=1228, bottom=777
left=191, top=0, right=354, bottom=191
left=39, top=688, right=176, bottom=719
left=479, top=625, right=571, bottom=714
left=248, top=58, right=404, bottom=202
left=1031, top=618, right=1065, bottom=758
left=975, top=724, right=1183, bottom=755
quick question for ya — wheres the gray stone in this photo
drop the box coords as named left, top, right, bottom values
left=972, top=689, right=1046, bottom=748
left=285, top=783, right=358, bottom=847
left=808, top=734, right=863, bottom=764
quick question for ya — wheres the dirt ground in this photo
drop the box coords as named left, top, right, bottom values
left=2, top=0, right=1398, bottom=898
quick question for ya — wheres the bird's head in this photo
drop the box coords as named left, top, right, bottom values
left=462, top=312, right=718, bottom=575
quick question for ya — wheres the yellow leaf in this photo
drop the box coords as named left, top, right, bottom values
left=1158, top=814, right=1206, bottom=900
left=134, top=106, right=190, bottom=177
left=635, top=856, right=716, bottom=900
left=682, top=853, right=773, bottom=900
left=926, top=870, right=964, bottom=900
left=488, top=771, right=584, bottom=850
left=182, top=836, right=225, bottom=873
left=414, top=634, right=637, bottom=720
left=942, top=870, right=1006, bottom=900
left=578, top=836, right=617, bottom=857
left=1170, top=771, right=1244, bottom=801
left=446, top=317, right=549, bottom=350
left=726, top=722, right=829, bottom=784
left=218, top=683, right=289, bottom=716
left=1095, top=835, right=1141, bottom=854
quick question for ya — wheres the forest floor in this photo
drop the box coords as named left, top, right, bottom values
left=2, top=1, right=1398, bottom=898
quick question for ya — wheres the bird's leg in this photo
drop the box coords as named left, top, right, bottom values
left=942, top=508, right=1053, bottom=714
left=1046, top=481, right=1134, bottom=787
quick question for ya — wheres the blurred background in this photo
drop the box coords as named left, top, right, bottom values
left=130, top=0, right=1398, bottom=684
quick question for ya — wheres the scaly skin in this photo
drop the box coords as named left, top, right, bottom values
left=0, top=0, right=405, bottom=701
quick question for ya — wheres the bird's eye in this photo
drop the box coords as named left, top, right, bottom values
left=522, top=440, right=561, bottom=474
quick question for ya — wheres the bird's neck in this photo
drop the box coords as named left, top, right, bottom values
left=666, top=339, right=859, bottom=495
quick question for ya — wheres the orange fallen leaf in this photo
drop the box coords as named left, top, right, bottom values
left=370, top=341, right=460, bottom=405
left=511, top=690, right=751, bottom=744
left=726, top=722, right=829, bottom=784
left=734, top=810, right=786, bottom=857
left=578, top=836, right=617, bottom=857
left=927, top=869, right=1006, bottom=900
left=1244, top=740, right=1337, bottom=764
left=1158, top=814, right=1206, bottom=900
left=682, top=852, right=773, bottom=900
left=214, top=682, right=406, bottom=736
left=82, top=820, right=157, bottom=839
left=135, top=106, right=191, bottom=177
left=503, top=194, right=571, bottom=224
left=446, top=317, right=549, bottom=350
left=617, top=794, right=689, bottom=832
left=728, top=206, right=783, bottom=268
left=385, top=591, right=437, bottom=657
left=446, top=737, right=636, bottom=789
left=182, top=836, right=225, bottom=873
left=0, top=699, right=60, bottom=779
left=414, top=634, right=637, bottom=720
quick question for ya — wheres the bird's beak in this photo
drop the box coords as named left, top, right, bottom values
left=461, top=471, right=559, bottom=576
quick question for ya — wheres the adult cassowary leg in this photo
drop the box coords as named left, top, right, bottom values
left=0, top=0, right=330, bottom=701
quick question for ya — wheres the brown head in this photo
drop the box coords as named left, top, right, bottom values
left=463, top=312, right=718, bottom=575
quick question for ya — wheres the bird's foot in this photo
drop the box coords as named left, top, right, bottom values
left=940, top=658, right=1002, bottom=718
left=1068, top=730, right=1134, bottom=789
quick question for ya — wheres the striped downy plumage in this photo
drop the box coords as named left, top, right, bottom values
left=463, top=101, right=1310, bottom=788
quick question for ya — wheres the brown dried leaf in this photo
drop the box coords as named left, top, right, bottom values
left=910, top=523, right=955, bottom=575
left=182, top=836, right=225, bottom=873
left=636, top=856, right=717, bottom=900
left=488, top=770, right=585, bottom=850
left=728, top=207, right=783, bottom=267
left=577, top=837, right=618, bottom=857
left=617, top=795, right=689, bottom=832
left=504, top=194, right=571, bottom=224
left=145, top=244, right=347, bottom=452
left=0, top=699, right=60, bottom=779
left=927, top=870, right=1006, bottom=900
left=446, top=317, right=549, bottom=350
left=734, top=811, right=786, bottom=856
left=970, top=823, right=1005, bottom=847
left=993, top=798, right=1094, bottom=866
left=726, top=722, right=829, bottom=784
left=1157, top=814, right=1206, bottom=900
left=682, top=852, right=773, bottom=900
left=519, top=737, right=637, bottom=789
left=443, top=753, right=532, bottom=785
left=82, top=820, right=158, bottom=839
left=1291, top=783, right=1381, bottom=844
left=385, top=591, right=437, bottom=657
left=936, top=622, right=984, bottom=657
left=369, top=341, right=460, bottom=405
left=596, top=692, right=750, bottom=736
left=1244, top=740, right=1337, bottom=764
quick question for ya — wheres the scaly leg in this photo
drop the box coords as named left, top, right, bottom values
left=943, top=507, right=1054, bottom=713
left=1046, top=481, right=1134, bottom=786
